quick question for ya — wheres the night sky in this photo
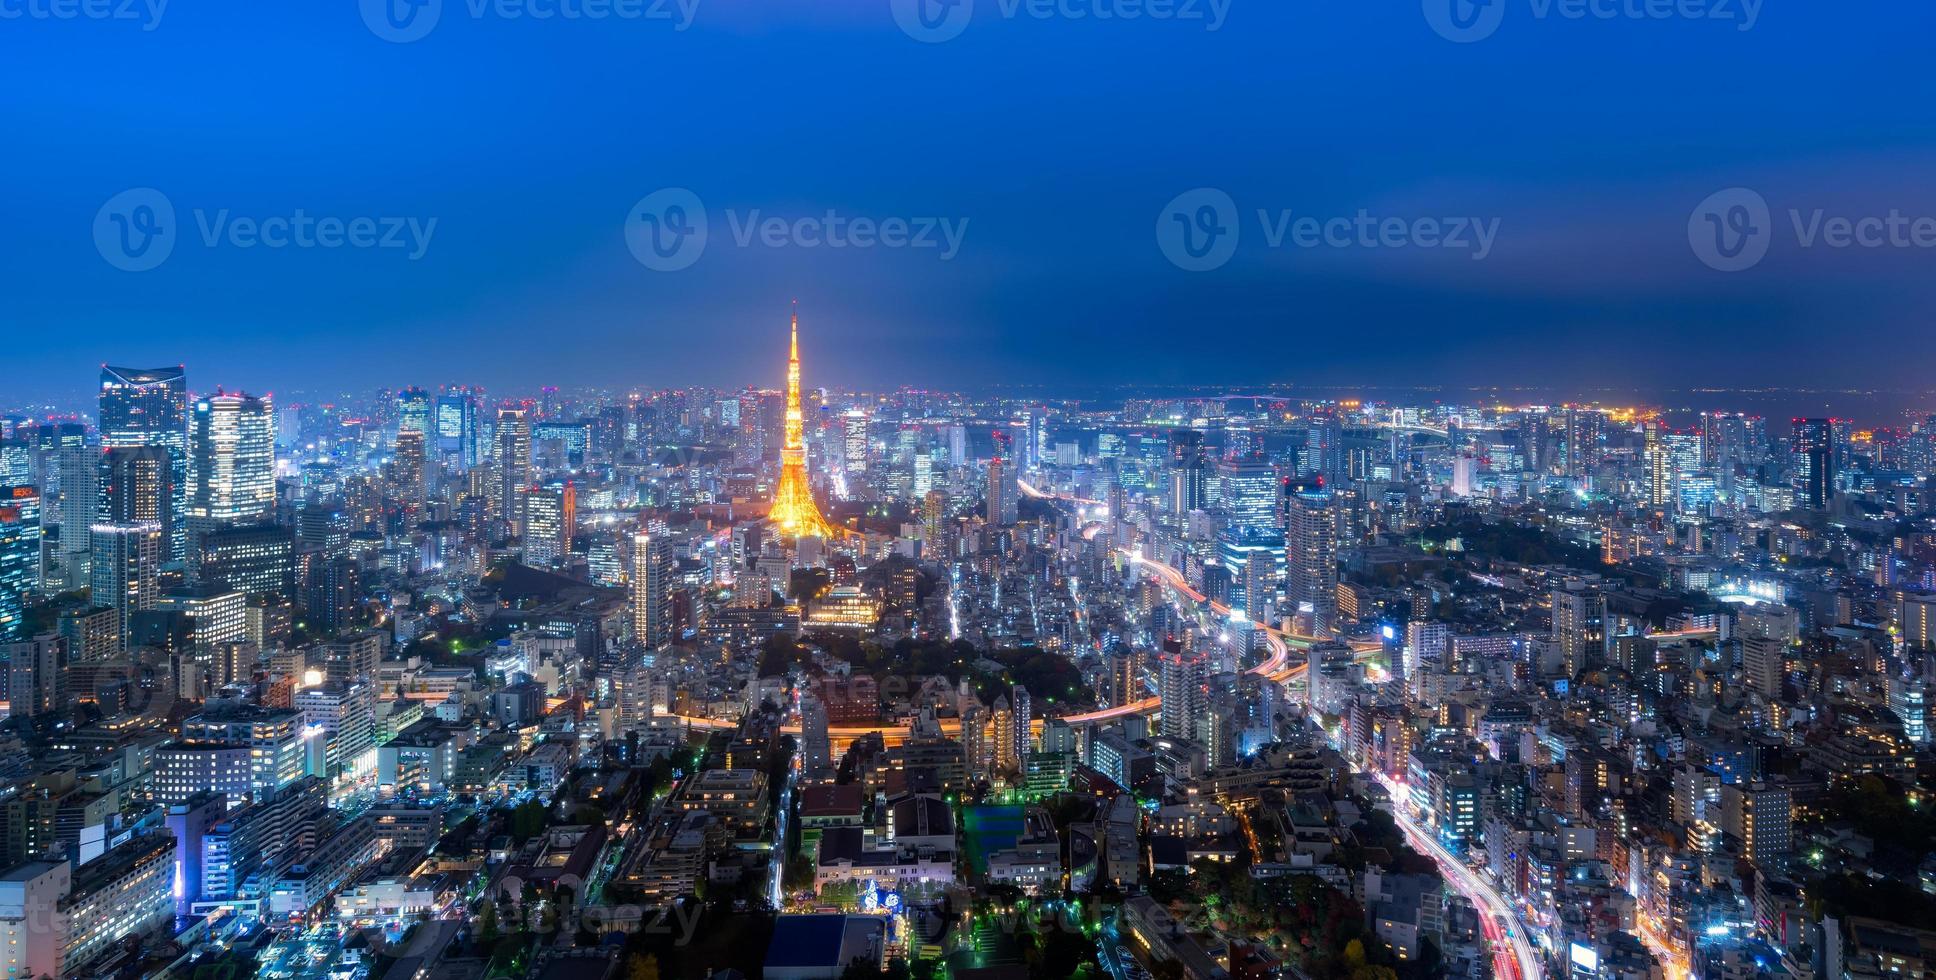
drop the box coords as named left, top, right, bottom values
left=3, top=1, right=1933, bottom=405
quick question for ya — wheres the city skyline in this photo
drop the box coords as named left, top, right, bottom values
left=5, top=5, right=1936, bottom=979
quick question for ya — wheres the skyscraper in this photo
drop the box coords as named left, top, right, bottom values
left=841, top=408, right=869, bottom=478
left=1023, top=409, right=1045, bottom=472
left=436, top=388, right=481, bottom=468
left=1217, top=457, right=1279, bottom=536
left=1217, top=456, right=1284, bottom=612
left=524, top=485, right=570, bottom=567
left=631, top=531, right=674, bottom=648
left=1793, top=418, right=1834, bottom=509
left=99, top=366, right=188, bottom=560
left=395, top=387, right=431, bottom=437
left=1168, top=430, right=1207, bottom=515
left=1563, top=406, right=1604, bottom=477
left=391, top=428, right=426, bottom=508
left=100, top=445, right=173, bottom=533
left=1240, top=550, right=1275, bottom=627
left=54, top=445, right=97, bottom=591
left=947, top=425, right=967, bottom=467
left=91, top=521, right=162, bottom=652
left=186, top=392, right=276, bottom=562
left=768, top=307, right=838, bottom=540
left=0, top=487, right=41, bottom=639
left=1158, top=647, right=1207, bottom=741
left=986, top=455, right=1016, bottom=527
left=1643, top=420, right=1672, bottom=510
left=922, top=489, right=948, bottom=548
left=495, top=407, right=531, bottom=532
left=1285, top=481, right=1338, bottom=636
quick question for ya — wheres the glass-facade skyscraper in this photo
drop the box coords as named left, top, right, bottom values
left=99, top=365, right=188, bottom=561
left=186, top=392, right=277, bottom=563
left=1793, top=417, right=1834, bottom=510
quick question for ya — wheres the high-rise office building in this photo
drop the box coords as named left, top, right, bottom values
left=1217, top=456, right=1285, bottom=613
left=54, top=445, right=97, bottom=590
left=922, top=489, right=948, bottom=548
left=1023, top=410, right=1045, bottom=472
left=0, top=487, right=41, bottom=639
left=1303, top=413, right=1344, bottom=482
left=524, top=485, right=570, bottom=567
left=99, top=445, right=173, bottom=542
left=0, top=440, right=26, bottom=491
left=1217, top=457, right=1278, bottom=532
left=436, top=389, right=482, bottom=468
left=1793, top=418, right=1834, bottom=509
left=395, top=386, right=431, bottom=437
left=947, top=425, right=967, bottom=468
left=1240, top=550, right=1275, bottom=627
left=495, top=407, right=531, bottom=531
left=185, top=392, right=276, bottom=563
left=90, top=521, right=161, bottom=652
left=986, top=455, right=1017, bottom=526
left=98, top=366, right=188, bottom=561
left=1168, top=431, right=1207, bottom=515
left=197, top=522, right=295, bottom=599
left=842, top=408, right=869, bottom=478
left=389, top=428, right=428, bottom=517
left=1284, top=481, right=1338, bottom=635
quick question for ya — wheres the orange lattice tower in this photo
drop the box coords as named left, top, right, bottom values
left=768, top=305, right=839, bottom=539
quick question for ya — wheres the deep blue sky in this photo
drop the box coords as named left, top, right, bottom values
left=3, top=1, right=1934, bottom=406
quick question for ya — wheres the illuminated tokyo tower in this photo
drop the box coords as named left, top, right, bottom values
left=769, top=305, right=839, bottom=539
